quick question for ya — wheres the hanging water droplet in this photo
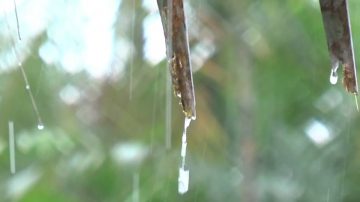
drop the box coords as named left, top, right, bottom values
left=18, top=62, right=22, bottom=67
left=329, top=69, right=338, bottom=85
left=178, top=117, right=192, bottom=194
left=25, top=85, right=30, bottom=90
left=37, top=123, right=44, bottom=130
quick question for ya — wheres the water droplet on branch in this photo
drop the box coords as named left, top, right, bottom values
left=329, top=68, right=338, bottom=85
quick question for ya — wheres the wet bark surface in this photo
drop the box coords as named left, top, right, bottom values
left=157, top=0, right=196, bottom=119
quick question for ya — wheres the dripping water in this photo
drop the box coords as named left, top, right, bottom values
left=129, top=0, right=136, bottom=100
left=132, top=172, right=140, bottom=202
left=7, top=10, right=44, bottom=130
left=8, top=121, right=16, bottom=174
left=354, top=95, right=359, bottom=112
left=330, top=58, right=339, bottom=85
left=329, top=68, right=338, bottom=85
left=37, top=123, right=44, bottom=130
left=150, top=66, right=161, bottom=153
left=18, top=62, right=44, bottom=130
left=178, top=117, right=191, bottom=194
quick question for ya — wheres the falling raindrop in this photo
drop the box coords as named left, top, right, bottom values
left=8, top=121, right=16, bottom=174
left=132, top=172, right=140, bottom=202
left=178, top=117, right=191, bottom=194
left=355, top=95, right=359, bottom=111
left=178, top=167, right=189, bottom=194
left=329, top=68, right=338, bottom=85
left=37, top=123, right=44, bottom=130
left=129, top=0, right=136, bottom=100
left=165, top=70, right=172, bottom=150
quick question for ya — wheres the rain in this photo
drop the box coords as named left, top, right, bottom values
left=0, top=0, right=360, bottom=201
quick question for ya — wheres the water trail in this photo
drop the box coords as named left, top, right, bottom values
left=326, top=188, right=330, bottom=202
left=150, top=67, right=161, bottom=153
left=129, top=0, right=136, bottom=100
left=18, top=62, right=44, bottom=130
left=165, top=70, right=172, bottom=150
left=132, top=172, right=140, bottom=202
left=13, top=0, right=21, bottom=40
left=178, top=117, right=191, bottom=194
left=355, top=95, right=359, bottom=112
left=6, top=2, right=43, bottom=129
left=8, top=121, right=16, bottom=174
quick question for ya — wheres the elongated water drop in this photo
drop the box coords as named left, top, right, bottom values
left=178, top=117, right=191, bottom=194
left=132, top=172, right=140, bottom=202
left=355, top=95, right=359, bottom=112
left=8, top=121, right=16, bottom=174
left=178, top=167, right=189, bottom=194
left=329, top=68, right=338, bottom=85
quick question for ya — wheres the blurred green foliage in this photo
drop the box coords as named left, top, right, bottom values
left=1, top=0, right=360, bottom=201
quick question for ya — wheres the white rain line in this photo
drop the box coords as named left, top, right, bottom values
left=178, top=117, right=191, bottom=194
left=165, top=0, right=174, bottom=150
left=165, top=70, right=172, bottom=150
left=9, top=121, right=16, bottom=174
left=150, top=67, right=161, bottom=153
left=129, top=0, right=136, bottom=100
left=132, top=172, right=140, bottom=202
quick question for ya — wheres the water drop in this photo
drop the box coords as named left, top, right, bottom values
left=25, top=85, right=30, bottom=90
left=329, top=69, right=338, bottom=85
left=37, top=123, right=44, bottom=130
left=178, top=167, right=189, bottom=194
left=178, top=117, right=192, bottom=194
left=18, top=62, right=22, bottom=67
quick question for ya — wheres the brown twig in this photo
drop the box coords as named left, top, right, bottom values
left=157, top=0, right=196, bottom=119
left=320, top=0, right=358, bottom=94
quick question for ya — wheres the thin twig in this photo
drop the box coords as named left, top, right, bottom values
left=157, top=0, right=196, bottom=119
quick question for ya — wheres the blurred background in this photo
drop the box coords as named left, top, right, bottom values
left=1, top=0, right=360, bottom=201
